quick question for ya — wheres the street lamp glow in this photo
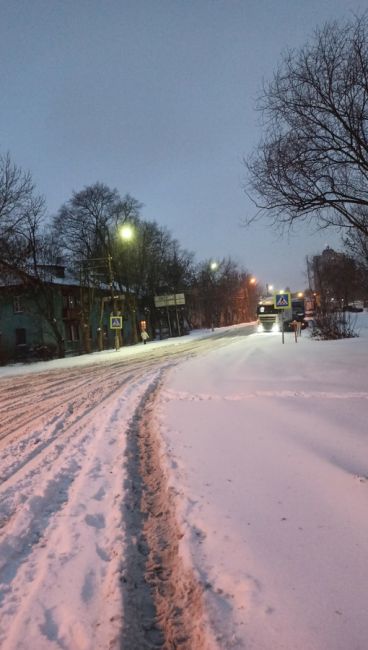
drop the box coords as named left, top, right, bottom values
left=120, top=224, right=134, bottom=241
left=210, top=261, right=218, bottom=271
left=249, top=277, right=256, bottom=285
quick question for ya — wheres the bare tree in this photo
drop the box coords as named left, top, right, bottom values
left=53, top=183, right=143, bottom=349
left=53, top=183, right=123, bottom=262
left=164, top=240, right=195, bottom=292
left=342, top=213, right=368, bottom=299
left=0, top=159, right=67, bottom=358
left=246, top=13, right=368, bottom=238
left=343, top=210, right=368, bottom=265
left=195, top=258, right=251, bottom=328
left=0, top=152, right=45, bottom=271
left=112, top=221, right=195, bottom=341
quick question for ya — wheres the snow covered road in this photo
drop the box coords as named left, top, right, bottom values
left=0, top=358, right=161, bottom=649
left=0, top=328, right=251, bottom=649
left=1, top=319, right=368, bottom=649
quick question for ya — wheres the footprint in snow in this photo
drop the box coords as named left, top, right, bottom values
left=92, top=487, right=106, bottom=501
left=355, top=475, right=368, bottom=483
left=85, top=513, right=106, bottom=529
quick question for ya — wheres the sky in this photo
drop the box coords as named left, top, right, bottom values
left=1, top=315, right=368, bottom=648
left=0, top=0, right=365, bottom=290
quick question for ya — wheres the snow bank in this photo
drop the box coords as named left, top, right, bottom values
left=157, top=312, right=368, bottom=649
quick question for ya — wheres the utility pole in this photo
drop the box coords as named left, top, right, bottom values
left=108, top=254, right=120, bottom=350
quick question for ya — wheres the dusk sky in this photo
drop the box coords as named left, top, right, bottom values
left=1, top=0, right=365, bottom=290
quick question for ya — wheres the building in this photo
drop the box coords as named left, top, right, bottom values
left=0, top=265, right=133, bottom=364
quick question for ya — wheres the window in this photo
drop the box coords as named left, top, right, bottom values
left=13, top=296, right=23, bottom=313
left=63, top=294, right=81, bottom=310
left=66, top=323, right=80, bottom=342
left=15, top=328, right=26, bottom=345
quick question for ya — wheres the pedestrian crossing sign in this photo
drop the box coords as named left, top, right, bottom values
left=110, top=316, right=123, bottom=329
left=274, top=292, right=291, bottom=309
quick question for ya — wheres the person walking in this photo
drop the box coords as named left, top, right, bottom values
left=141, top=330, right=149, bottom=344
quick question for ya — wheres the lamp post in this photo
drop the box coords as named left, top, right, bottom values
left=107, top=253, right=121, bottom=351
left=119, top=223, right=137, bottom=345
left=107, top=223, right=136, bottom=351
left=244, top=276, right=257, bottom=321
left=209, top=261, right=218, bottom=330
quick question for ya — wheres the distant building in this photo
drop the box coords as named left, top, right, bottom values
left=307, top=246, right=364, bottom=308
left=0, top=265, right=132, bottom=364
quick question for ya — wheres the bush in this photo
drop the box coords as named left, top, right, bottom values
left=311, top=311, right=358, bottom=340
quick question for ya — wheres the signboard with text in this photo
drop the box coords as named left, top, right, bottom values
left=154, top=293, right=185, bottom=308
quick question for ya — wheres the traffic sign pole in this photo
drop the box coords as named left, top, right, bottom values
left=273, top=292, right=291, bottom=344
left=110, top=315, right=123, bottom=351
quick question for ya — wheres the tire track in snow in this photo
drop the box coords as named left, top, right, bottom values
left=0, top=367, right=160, bottom=546
left=121, top=372, right=215, bottom=650
left=0, top=452, right=85, bottom=606
left=0, top=367, right=165, bottom=649
left=0, top=359, right=161, bottom=443
left=0, top=327, right=251, bottom=444
left=0, top=374, right=134, bottom=486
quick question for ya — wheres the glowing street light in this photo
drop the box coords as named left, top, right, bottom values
left=209, top=261, right=219, bottom=330
left=266, top=283, right=273, bottom=296
left=120, top=224, right=134, bottom=241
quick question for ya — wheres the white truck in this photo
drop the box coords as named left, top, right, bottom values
left=256, top=296, right=293, bottom=332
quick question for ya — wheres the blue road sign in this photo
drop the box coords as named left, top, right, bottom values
left=110, top=316, right=123, bottom=329
left=274, top=292, right=291, bottom=309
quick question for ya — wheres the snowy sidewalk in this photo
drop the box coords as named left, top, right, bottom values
left=157, top=316, right=368, bottom=649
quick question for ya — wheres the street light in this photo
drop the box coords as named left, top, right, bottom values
left=118, top=223, right=138, bottom=345
left=120, top=224, right=134, bottom=241
left=209, top=261, right=219, bottom=330
left=108, top=223, right=136, bottom=350
left=246, top=277, right=258, bottom=321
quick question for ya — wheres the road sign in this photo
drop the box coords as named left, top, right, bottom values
left=274, top=292, right=291, bottom=309
left=154, top=293, right=185, bottom=308
left=110, top=316, right=123, bottom=329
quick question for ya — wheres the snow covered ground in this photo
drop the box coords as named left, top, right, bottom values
left=0, top=315, right=367, bottom=649
left=156, top=313, right=368, bottom=649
